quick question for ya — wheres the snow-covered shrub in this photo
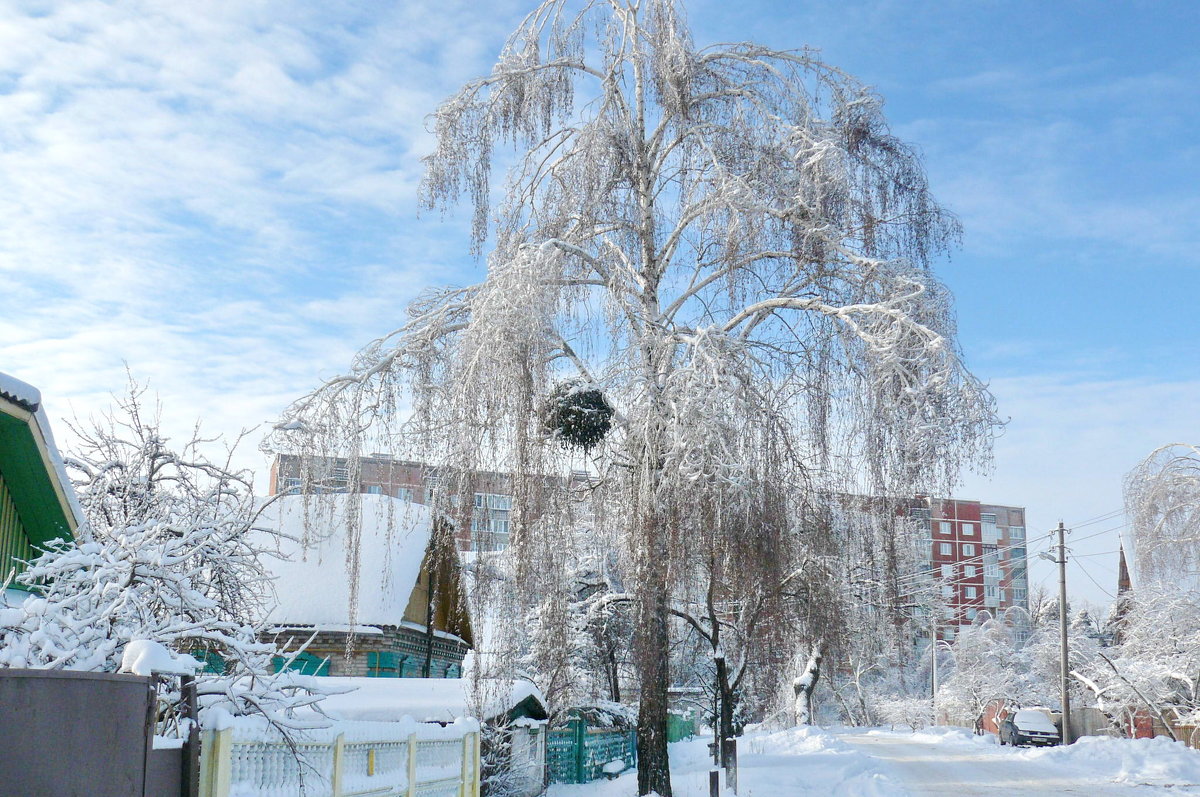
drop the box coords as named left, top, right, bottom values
left=0, top=383, right=329, bottom=735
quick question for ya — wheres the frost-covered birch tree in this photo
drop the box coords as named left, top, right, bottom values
left=269, top=2, right=996, bottom=792
left=1126, top=443, right=1200, bottom=586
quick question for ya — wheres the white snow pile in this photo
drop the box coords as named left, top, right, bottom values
left=304, top=676, right=545, bottom=724
left=119, top=639, right=201, bottom=677
left=1021, top=734, right=1200, bottom=789
left=548, top=725, right=898, bottom=797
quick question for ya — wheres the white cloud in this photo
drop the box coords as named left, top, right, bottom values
left=958, top=373, right=1200, bottom=606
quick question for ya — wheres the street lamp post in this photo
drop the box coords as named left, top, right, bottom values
left=930, top=624, right=954, bottom=725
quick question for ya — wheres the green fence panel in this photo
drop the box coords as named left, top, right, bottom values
left=666, top=714, right=696, bottom=742
left=547, top=721, right=637, bottom=784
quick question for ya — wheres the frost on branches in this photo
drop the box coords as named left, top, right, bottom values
left=0, top=385, right=328, bottom=734
left=268, top=2, right=997, bottom=793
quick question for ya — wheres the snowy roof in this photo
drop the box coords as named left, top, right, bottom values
left=255, top=493, right=432, bottom=628
left=311, top=676, right=547, bottom=723
left=0, top=372, right=41, bottom=410
left=0, top=370, right=84, bottom=533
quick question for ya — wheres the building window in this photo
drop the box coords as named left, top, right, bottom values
left=396, top=486, right=416, bottom=502
left=1011, top=547, right=1027, bottom=561
left=963, top=565, right=977, bottom=578
left=999, top=589, right=1007, bottom=602
left=985, top=585, right=998, bottom=599
left=963, top=544, right=976, bottom=557
left=366, top=485, right=382, bottom=495
left=1012, top=587, right=1027, bottom=602
left=939, top=542, right=952, bottom=556
left=941, top=585, right=953, bottom=599
left=966, top=608, right=978, bottom=621
left=1010, top=526, right=1026, bottom=540
left=941, top=564, right=954, bottom=578
left=944, top=626, right=956, bottom=640
left=962, top=523, right=976, bottom=536
left=980, top=513, right=997, bottom=524
left=965, top=586, right=978, bottom=599
left=283, top=477, right=301, bottom=493
left=939, top=521, right=953, bottom=535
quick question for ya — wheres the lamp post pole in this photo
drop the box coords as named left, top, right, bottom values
left=1056, top=521, right=1073, bottom=745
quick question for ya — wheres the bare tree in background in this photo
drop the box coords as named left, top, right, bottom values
left=268, top=1, right=997, bottom=792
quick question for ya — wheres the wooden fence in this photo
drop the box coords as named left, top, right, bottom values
left=199, top=719, right=480, bottom=797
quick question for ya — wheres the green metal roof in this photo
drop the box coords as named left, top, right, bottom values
left=0, top=403, right=77, bottom=551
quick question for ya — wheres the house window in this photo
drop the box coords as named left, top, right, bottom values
left=965, top=586, right=978, bottom=599
left=963, top=544, right=976, bottom=557
left=963, top=565, right=977, bottom=578
left=939, top=543, right=952, bottom=556
left=939, top=521, right=953, bottom=535
left=962, top=523, right=976, bottom=536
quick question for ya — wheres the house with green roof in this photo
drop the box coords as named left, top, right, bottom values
left=0, top=372, right=83, bottom=604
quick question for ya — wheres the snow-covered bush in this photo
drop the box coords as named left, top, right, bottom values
left=0, top=383, right=328, bottom=734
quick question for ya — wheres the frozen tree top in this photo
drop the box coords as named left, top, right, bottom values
left=255, top=494, right=433, bottom=628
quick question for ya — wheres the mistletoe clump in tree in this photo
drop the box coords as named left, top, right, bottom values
left=270, top=2, right=997, bottom=793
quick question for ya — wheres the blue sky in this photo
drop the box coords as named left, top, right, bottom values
left=2, top=0, right=1197, bottom=605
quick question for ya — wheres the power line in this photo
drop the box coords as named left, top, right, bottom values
left=1071, top=557, right=1116, bottom=600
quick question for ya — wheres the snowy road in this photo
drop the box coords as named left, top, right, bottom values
left=548, top=726, right=1200, bottom=797
left=838, top=728, right=1200, bottom=796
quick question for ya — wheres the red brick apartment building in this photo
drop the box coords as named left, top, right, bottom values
left=908, top=497, right=1030, bottom=639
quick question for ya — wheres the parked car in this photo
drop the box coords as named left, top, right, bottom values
left=999, top=709, right=1061, bottom=747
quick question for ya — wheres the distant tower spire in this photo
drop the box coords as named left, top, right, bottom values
left=1117, top=542, right=1132, bottom=595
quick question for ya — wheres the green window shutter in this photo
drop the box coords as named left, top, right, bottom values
left=272, top=652, right=329, bottom=676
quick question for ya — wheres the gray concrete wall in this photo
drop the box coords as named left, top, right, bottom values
left=0, top=668, right=165, bottom=797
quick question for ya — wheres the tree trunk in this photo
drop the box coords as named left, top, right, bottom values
left=793, top=643, right=823, bottom=725
left=715, top=654, right=736, bottom=749
left=634, top=572, right=672, bottom=796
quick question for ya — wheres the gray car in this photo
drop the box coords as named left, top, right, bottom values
left=999, top=709, right=1061, bottom=747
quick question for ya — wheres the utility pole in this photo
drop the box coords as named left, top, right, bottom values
left=930, top=618, right=938, bottom=726
left=1056, top=520, right=1073, bottom=745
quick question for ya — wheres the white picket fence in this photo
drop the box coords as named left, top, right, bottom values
left=199, top=718, right=481, bottom=797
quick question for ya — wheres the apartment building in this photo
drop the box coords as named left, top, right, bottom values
left=269, top=452, right=515, bottom=552
left=909, top=497, right=1030, bottom=639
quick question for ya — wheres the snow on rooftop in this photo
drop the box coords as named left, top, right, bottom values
left=255, top=493, right=432, bottom=628
left=0, top=372, right=41, bottom=409
left=310, top=676, right=546, bottom=723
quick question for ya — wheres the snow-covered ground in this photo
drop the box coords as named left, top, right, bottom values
left=548, top=726, right=1200, bottom=796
